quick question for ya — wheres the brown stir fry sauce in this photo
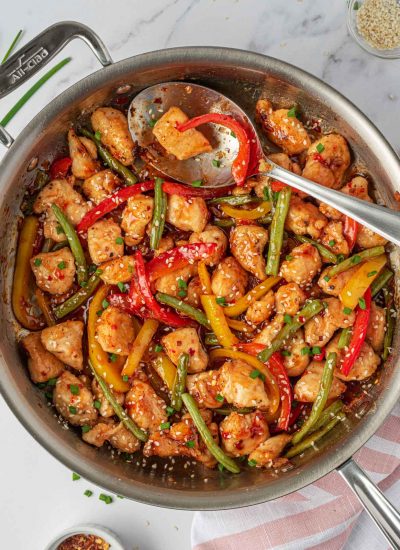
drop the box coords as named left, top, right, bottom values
left=13, top=94, right=395, bottom=473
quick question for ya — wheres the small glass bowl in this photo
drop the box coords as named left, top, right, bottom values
left=347, top=0, right=400, bottom=59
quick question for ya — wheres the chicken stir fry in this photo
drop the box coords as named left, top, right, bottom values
left=14, top=94, right=395, bottom=476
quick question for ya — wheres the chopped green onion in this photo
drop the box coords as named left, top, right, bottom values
left=94, top=400, right=101, bottom=409
left=154, top=344, right=163, bottom=352
left=122, top=375, right=129, bottom=382
left=117, top=282, right=126, bottom=292
left=160, top=422, right=171, bottom=430
left=287, top=106, right=297, bottom=118
left=192, top=180, right=203, bottom=187
left=185, top=440, right=195, bottom=448
left=102, top=299, right=109, bottom=309
left=99, top=493, right=113, bottom=504
left=69, top=406, right=77, bottom=414
left=212, top=159, right=221, bottom=168
left=358, top=297, right=366, bottom=310
left=284, top=314, right=292, bottom=324
left=72, top=472, right=80, bottom=481
left=215, top=394, right=224, bottom=402
left=216, top=296, right=226, bottom=306
left=69, top=384, right=79, bottom=395
left=115, top=237, right=124, bottom=245
left=248, top=459, right=257, bottom=467
left=82, top=425, right=91, bottom=434
left=343, top=307, right=352, bottom=315
left=33, top=258, right=42, bottom=266
left=94, top=130, right=102, bottom=141
left=249, top=369, right=265, bottom=381
left=84, top=489, right=93, bottom=497
left=316, top=143, right=325, bottom=153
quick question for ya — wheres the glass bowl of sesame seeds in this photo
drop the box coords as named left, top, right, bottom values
left=347, top=0, right=400, bottom=59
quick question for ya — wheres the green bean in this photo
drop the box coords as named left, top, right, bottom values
left=204, top=332, right=219, bottom=346
left=291, top=352, right=337, bottom=445
left=257, top=300, right=323, bottom=363
left=41, top=238, right=53, bottom=253
left=382, top=292, right=395, bottom=361
left=286, top=412, right=346, bottom=459
left=208, top=195, right=262, bottom=206
left=295, top=235, right=338, bottom=264
left=156, top=293, right=210, bottom=328
left=80, top=128, right=137, bottom=186
left=171, top=353, right=189, bottom=412
left=88, top=359, right=148, bottom=442
left=215, top=407, right=254, bottom=415
left=54, top=273, right=100, bottom=319
left=182, top=393, right=240, bottom=473
left=338, top=327, right=352, bottom=349
left=371, top=268, right=394, bottom=297
left=150, top=178, right=167, bottom=249
left=257, top=213, right=273, bottom=225
left=309, top=400, right=344, bottom=433
left=52, top=240, right=69, bottom=252
left=326, top=246, right=385, bottom=278
left=265, top=187, right=291, bottom=276
left=51, top=204, right=88, bottom=285
left=213, top=218, right=235, bottom=228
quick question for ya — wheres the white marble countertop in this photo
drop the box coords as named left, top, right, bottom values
left=0, top=1, right=398, bottom=549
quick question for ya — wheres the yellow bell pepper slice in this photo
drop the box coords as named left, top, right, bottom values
left=122, top=319, right=159, bottom=376
left=88, top=284, right=130, bottom=392
left=209, top=348, right=280, bottom=416
left=224, top=276, right=281, bottom=318
left=226, top=318, right=254, bottom=333
left=12, top=216, right=43, bottom=330
left=151, top=352, right=177, bottom=391
left=34, top=287, right=56, bottom=326
left=201, top=295, right=238, bottom=348
left=339, top=255, right=387, bottom=309
left=198, top=261, right=212, bottom=294
left=221, top=201, right=271, bottom=220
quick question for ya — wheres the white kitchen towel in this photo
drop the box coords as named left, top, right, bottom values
left=192, top=402, right=400, bottom=550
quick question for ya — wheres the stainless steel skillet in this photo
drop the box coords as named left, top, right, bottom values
left=0, top=22, right=399, bottom=546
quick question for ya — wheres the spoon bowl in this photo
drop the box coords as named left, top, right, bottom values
left=128, top=81, right=261, bottom=187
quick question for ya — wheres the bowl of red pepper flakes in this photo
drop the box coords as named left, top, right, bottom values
left=45, top=524, right=125, bottom=550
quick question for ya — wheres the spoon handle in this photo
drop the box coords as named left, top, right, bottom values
left=265, top=162, right=400, bottom=247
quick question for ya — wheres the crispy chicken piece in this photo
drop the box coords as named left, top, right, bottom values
left=254, top=314, right=285, bottom=346
left=326, top=334, right=381, bottom=382
left=294, top=362, right=346, bottom=402
left=30, top=248, right=76, bottom=295
left=304, top=297, right=355, bottom=347
left=68, top=128, right=99, bottom=179
left=251, top=154, right=304, bottom=199
left=219, top=360, right=270, bottom=410
left=33, top=179, right=89, bottom=242
left=162, top=328, right=208, bottom=373
left=154, top=235, right=175, bottom=256
left=319, top=176, right=372, bottom=220
left=82, top=420, right=141, bottom=453
left=95, top=306, right=135, bottom=355
left=143, top=411, right=218, bottom=468
left=245, top=290, right=275, bottom=325
left=91, top=107, right=134, bottom=166
left=320, top=220, right=349, bottom=256
left=125, top=380, right=167, bottom=432
left=152, top=106, right=212, bottom=160
left=40, top=320, right=84, bottom=370
left=186, top=370, right=222, bottom=408
left=230, top=225, right=269, bottom=280
left=189, top=224, right=228, bottom=266
left=53, top=371, right=98, bottom=426
left=366, top=302, right=386, bottom=352
left=211, top=256, right=248, bottom=302
left=282, top=329, right=310, bottom=377
left=121, top=195, right=154, bottom=246
left=88, top=219, right=124, bottom=264
left=166, top=194, right=209, bottom=233
left=185, top=276, right=202, bottom=308
left=255, top=99, right=311, bottom=155
left=302, top=135, right=351, bottom=189
left=318, top=265, right=358, bottom=296
left=154, top=264, right=197, bottom=297
left=21, top=332, right=64, bottom=383
left=79, top=136, right=98, bottom=159
left=356, top=225, right=388, bottom=249
left=275, top=283, right=306, bottom=316
left=99, top=256, right=135, bottom=285
left=279, top=243, right=322, bottom=287
left=82, top=169, right=121, bottom=204
left=220, top=411, right=269, bottom=457
left=248, top=434, right=292, bottom=468
left=285, top=196, right=328, bottom=239
left=91, top=378, right=125, bottom=417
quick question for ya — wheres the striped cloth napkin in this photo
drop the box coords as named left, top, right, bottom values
left=192, top=403, right=400, bottom=550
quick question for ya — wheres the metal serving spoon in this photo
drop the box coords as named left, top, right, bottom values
left=129, top=82, right=400, bottom=246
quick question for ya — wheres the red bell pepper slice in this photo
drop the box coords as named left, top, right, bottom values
left=162, top=181, right=233, bottom=198
left=77, top=180, right=155, bottom=234
left=343, top=216, right=358, bottom=252
left=50, top=157, right=72, bottom=180
left=176, top=114, right=251, bottom=186
left=146, top=242, right=217, bottom=282
left=235, top=343, right=292, bottom=431
left=135, top=250, right=195, bottom=328
left=340, top=287, right=371, bottom=376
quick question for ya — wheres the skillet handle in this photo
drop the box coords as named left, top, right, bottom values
left=338, top=458, right=400, bottom=549
left=0, top=21, right=112, bottom=101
